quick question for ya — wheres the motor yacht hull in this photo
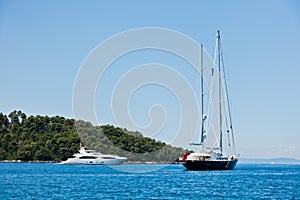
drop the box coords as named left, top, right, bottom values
left=62, top=158, right=127, bottom=165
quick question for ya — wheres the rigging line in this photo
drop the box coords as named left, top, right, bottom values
left=203, top=32, right=218, bottom=60
left=224, top=108, right=232, bottom=150
left=203, top=32, right=217, bottom=46
left=189, top=85, right=198, bottom=145
left=220, top=34, right=237, bottom=155
left=217, top=30, right=223, bottom=154
left=189, top=44, right=202, bottom=147
left=208, top=33, right=219, bottom=151
left=190, top=53, right=201, bottom=146
left=207, top=62, right=215, bottom=150
left=200, top=44, right=205, bottom=146
left=209, top=119, right=219, bottom=150
left=213, top=34, right=218, bottom=65
left=189, top=44, right=200, bottom=147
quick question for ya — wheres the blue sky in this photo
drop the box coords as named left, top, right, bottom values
left=1, top=0, right=300, bottom=159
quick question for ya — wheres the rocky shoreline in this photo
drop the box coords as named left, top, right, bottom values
left=0, top=160, right=173, bottom=164
left=0, top=160, right=58, bottom=163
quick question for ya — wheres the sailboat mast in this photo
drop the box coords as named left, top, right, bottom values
left=217, top=30, right=223, bottom=154
left=200, top=44, right=205, bottom=144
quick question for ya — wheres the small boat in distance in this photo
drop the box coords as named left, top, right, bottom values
left=182, top=31, right=239, bottom=170
left=62, top=145, right=127, bottom=165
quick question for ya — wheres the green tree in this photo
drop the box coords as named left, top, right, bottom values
left=0, top=111, right=184, bottom=162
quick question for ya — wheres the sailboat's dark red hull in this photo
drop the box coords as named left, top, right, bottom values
left=182, top=159, right=238, bottom=170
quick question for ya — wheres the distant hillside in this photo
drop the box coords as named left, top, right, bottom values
left=239, top=157, right=300, bottom=164
left=0, top=110, right=184, bottom=163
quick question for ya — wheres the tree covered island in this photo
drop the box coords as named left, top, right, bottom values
left=0, top=111, right=184, bottom=163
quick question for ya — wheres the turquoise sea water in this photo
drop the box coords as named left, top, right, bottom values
left=1, top=163, right=299, bottom=199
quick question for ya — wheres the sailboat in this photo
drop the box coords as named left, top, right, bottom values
left=182, top=31, right=239, bottom=170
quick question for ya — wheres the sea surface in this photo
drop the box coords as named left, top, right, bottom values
left=0, top=163, right=299, bottom=199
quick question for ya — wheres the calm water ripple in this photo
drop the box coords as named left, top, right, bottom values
left=0, top=163, right=299, bottom=199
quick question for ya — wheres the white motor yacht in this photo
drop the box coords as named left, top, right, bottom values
left=62, top=146, right=127, bottom=165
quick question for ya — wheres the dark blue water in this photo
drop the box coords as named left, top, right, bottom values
left=1, top=163, right=299, bottom=199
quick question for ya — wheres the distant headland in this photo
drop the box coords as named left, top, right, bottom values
left=239, top=157, right=300, bottom=164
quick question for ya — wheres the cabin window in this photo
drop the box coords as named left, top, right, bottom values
left=101, top=157, right=116, bottom=159
left=79, top=156, right=97, bottom=159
